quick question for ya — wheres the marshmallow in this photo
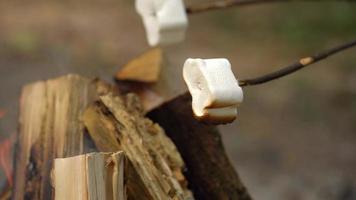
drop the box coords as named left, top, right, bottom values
left=183, top=58, right=243, bottom=124
left=136, top=0, right=188, bottom=46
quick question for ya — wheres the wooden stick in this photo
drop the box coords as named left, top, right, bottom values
left=186, top=0, right=356, bottom=14
left=239, top=39, right=356, bottom=87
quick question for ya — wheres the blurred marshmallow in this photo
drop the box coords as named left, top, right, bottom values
left=136, top=0, right=188, bottom=46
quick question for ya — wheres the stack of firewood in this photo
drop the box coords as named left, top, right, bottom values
left=6, top=74, right=250, bottom=200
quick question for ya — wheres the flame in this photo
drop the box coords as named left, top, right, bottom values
left=0, top=133, right=15, bottom=187
left=0, top=109, right=6, bottom=119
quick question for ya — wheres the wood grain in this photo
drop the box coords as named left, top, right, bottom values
left=13, top=74, right=115, bottom=200
left=83, top=93, right=193, bottom=200
left=148, top=93, right=252, bottom=200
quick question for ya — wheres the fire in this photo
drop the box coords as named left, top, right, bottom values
left=0, top=109, right=6, bottom=119
left=0, top=133, right=15, bottom=187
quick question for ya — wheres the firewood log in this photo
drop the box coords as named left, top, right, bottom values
left=148, top=93, right=252, bottom=200
left=13, top=74, right=116, bottom=200
left=83, top=93, right=193, bottom=200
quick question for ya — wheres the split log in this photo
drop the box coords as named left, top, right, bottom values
left=13, top=74, right=115, bottom=200
left=147, top=93, right=252, bottom=200
left=115, top=48, right=186, bottom=112
left=83, top=93, right=193, bottom=200
left=52, top=151, right=125, bottom=200
left=115, top=48, right=162, bottom=83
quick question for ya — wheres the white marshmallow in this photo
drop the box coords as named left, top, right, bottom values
left=183, top=58, right=243, bottom=124
left=136, top=0, right=188, bottom=46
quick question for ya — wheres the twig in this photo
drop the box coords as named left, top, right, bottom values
left=239, top=39, right=356, bottom=87
left=186, top=0, right=356, bottom=14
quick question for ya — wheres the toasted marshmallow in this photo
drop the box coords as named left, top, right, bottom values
left=136, top=0, right=188, bottom=46
left=183, top=58, right=243, bottom=124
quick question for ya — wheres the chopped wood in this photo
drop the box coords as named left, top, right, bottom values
left=83, top=93, right=193, bottom=200
left=13, top=74, right=116, bottom=200
left=13, top=73, right=248, bottom=200
left=115, top=47, right=186, bottom=112
left=147, top=92, right=252, bottom=200
left=52, top=152, right=125, bottom=200
left=115, top=48, right=162, bottom=83
left=114, top=81, right=164, bottom=113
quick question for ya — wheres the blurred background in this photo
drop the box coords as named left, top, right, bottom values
left=0, top=0, right=355, bottom=199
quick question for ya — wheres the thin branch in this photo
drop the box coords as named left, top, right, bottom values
left=186, top=0, right=356, bottom=14
left=239, top=39, right=356, bottom=87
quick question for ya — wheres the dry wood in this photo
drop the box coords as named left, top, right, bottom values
left=115, top=48, right=162, bottom=83
left=186, top=0, right=356, bottom=14
left=148, top=93, right=252, bottom=200
left=52, top=152, right=125, bottom=200
left=239, top=39, right=356, bottom=87
left=83, top=93, right=193, bottom=200
left=115, top=48, right=185, bottom=112
left=114, top=81, right=165, bottom=114
left=12, top=73, right=248, bottom=200
left=13, top=74, right=115, bottom=200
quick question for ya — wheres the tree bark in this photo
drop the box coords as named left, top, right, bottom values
left=147, top=93, right=252, bottom=200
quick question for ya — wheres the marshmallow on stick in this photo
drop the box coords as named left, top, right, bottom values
left=183, top=58, right=243, bottom=124
left=136, top=0, right=188, bottom=46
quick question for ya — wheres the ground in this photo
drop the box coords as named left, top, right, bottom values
left=0, top=0, right=356, bottom=199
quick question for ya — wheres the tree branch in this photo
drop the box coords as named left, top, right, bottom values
left=239, top=39, right=356, bottom=87
left=186, top=0, right=356, bottom=14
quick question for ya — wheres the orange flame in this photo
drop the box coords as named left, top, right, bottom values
left=0, top=133, right=15, bottom=187
left=0, top=109, right=6, bottom=119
